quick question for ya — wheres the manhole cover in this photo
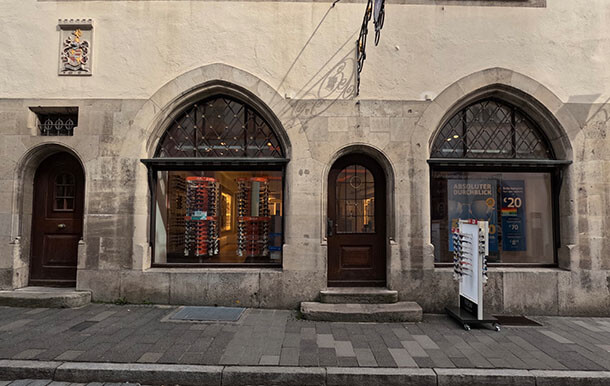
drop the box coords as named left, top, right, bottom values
left=493, top=315, right=542, bottom=326
left=170, top=306, right=245, bottom=322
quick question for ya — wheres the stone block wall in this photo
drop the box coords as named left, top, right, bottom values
left=1, top=64, right=609, bottom=315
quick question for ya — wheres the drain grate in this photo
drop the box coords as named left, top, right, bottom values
left=493, top=315, right=542, bottom=326
left=170, top=306, right=245, bottom=322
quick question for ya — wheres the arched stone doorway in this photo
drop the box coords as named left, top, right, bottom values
left=29, top=152, right=85, bottom=286
left=327, top=153, right=387, bottom=286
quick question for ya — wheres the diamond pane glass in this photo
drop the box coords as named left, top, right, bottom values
left=431, top=99, right=553, bottom=160
left=157, top=96, right=283, bottom=158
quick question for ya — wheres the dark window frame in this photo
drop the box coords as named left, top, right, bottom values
left=429, top=97, right=570, bottom=267
left=141, top=94, right=288, bottom=268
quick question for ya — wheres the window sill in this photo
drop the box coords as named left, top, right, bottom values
left=147, top=265, right=282, bottom=273
left=434, top=265, right=568, bottom=272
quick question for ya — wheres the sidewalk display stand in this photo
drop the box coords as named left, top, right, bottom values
left=446, top=219, right=501, bottom=332
left=184, top=177, right=220, bottom=260
left=237, top=177, right=271, bottom=257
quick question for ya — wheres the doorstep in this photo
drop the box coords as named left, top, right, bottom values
left=0, top=287, right=91, bottom=308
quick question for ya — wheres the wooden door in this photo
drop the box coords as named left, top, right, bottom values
left=327, top=154, right=386, bottom=287
left=30, top=152, right=84, bottom=286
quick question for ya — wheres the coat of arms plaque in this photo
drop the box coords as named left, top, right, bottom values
left=58, top=19, right=93, bottom=76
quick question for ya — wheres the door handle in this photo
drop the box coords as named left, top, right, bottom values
left=57, top=223, right=67, bottom=229
left=327, top=218, right=333, bottom=237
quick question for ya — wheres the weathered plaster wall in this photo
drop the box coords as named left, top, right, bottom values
left=0, top=0, right=608, bottom=102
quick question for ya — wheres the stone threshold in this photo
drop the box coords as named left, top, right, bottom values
left=0, top=287, right=91, bottom=308
left=1, top=360, right=608, bottom=386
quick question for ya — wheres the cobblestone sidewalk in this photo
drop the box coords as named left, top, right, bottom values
left=0, top=304, right=609, bottom=371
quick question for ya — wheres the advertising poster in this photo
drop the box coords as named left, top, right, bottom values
left=501, top=180, right=526, bottom=251
left=448, top=179, right=498, bottom=252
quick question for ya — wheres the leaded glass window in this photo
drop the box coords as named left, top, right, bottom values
left=431, top=99, right=553, bottom=160
left=156, top=96, right=283, bottom=158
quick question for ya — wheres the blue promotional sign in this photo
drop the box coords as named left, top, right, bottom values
left=501, top=180, right=526, bottom=251
left=448, top=179, right=498, bottom=252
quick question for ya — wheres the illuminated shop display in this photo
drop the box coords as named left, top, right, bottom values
left=144, top=94, right=287, bottom=266
left=237, top=177, right=271, bottom=258
left=429, top=98, right=561, bottom=265
left=184, top=177, right=220, bottom=259
left=155, top=170, right=283, bottom=265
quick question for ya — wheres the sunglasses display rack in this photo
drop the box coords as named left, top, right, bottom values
left=237, top=177, right=271, bottom=257
left=451, top=232, right=472, bottom=281
left=184, top=176, right=220, bottom=259
left=167, top=174, right=186, bottom=254
left=446, top=219, right=500, bottom=332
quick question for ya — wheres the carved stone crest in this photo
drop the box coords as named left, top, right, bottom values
left=58, top=19, right=93, bottom=76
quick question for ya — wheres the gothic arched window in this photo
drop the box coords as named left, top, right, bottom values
left=144, top=94, right=287, bottom=267
left=431, top=99, right=553, bottom=160
left=429, top=98, right=566, bottom=266
left=156, top=96, right=283, bottom=159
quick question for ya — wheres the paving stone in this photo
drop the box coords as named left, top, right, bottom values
left=279, top=347, right=299, bottom=366
left=259, top=355, right=279, bottom=365
left=87, top=311, right=116, bottom=323
left=336, top=356, right=359, bottom=367
left=412, top=335, right=439, bottom=350
left=388, top=348, right=417, bottom=367
left=354, top=348, right=377, bottom=367
left=370, top=348, right=397, bottom=367
left=6, top=381, right=38, bottom=386
left=334, top=341, right=355, bottom=357
left=316, top=334, right=334, bottom=348
left=136, top=352, right=163, bottom=364
left=26, top=381, right=52, bottom=386
left=55, top=351, right=84, bottom=361
left=282, top=333, right=300, bottom=348
left=401, top=340, right=428, bottom=357
left=0, top=320, right=34, bottom=332
left=318, top=348, right=337, bottom=367
left=392, top=328, right=412, bottom=340
left=12, top=350, right=45, bottom=360
left=539, top=331, right=574, bottom=344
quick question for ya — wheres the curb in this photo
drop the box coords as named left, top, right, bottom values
left=1, top=360, right=609, bottom=385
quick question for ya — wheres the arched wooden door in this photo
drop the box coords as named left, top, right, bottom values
left=327, top=154, right=386, bottom=287
left=30, top=152, right=85, bottom=286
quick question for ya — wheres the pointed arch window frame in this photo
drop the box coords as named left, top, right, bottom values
left=427, top=97, right=571, bottom=268
left=140, top=93, right=289, bottom=268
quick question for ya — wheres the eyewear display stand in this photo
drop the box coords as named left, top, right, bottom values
left=184, top=177, right=220, bottom=260
left=446, top=219, right=500, bottom=332
left=237, top=177, right=271, bottom=257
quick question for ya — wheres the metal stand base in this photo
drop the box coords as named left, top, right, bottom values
left=445, top=306, right=501, bottom=331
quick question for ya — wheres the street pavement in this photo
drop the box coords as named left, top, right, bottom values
left=0, top=304, right=609, bottom=371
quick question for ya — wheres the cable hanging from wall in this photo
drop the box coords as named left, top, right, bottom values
left=356, top=0, right=386, bottom=96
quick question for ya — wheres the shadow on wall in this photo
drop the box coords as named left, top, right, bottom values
left=266, top=3, right=361, bottom=133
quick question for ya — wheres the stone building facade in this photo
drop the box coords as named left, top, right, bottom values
left=0, top=0, right=609, bottom=315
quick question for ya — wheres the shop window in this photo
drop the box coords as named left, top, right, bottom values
left=143, top=95, right=286, bottom=266
left=429, top=98, right=566, bottom=265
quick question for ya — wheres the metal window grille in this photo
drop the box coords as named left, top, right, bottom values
left=430, top=99, right=553, bottom=160
left=157, top=96, right=283, bottom=158
left=38, top=114, right=77, bottom=136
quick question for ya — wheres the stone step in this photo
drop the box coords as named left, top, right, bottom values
left=320, top=287, right=399, bottom=304
left=300, top=301, right=423, bottom=323
left=0, top=286, right=91, bottom=308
